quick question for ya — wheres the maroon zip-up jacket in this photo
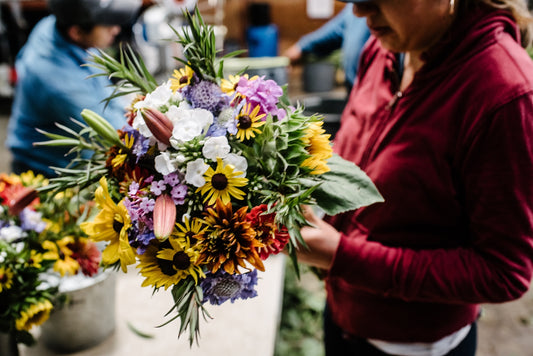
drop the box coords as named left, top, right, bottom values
left=325, top=6, right=533, bottom=342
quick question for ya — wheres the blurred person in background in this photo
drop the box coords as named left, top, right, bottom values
left=6, top=0, right=141, bottom=177
left=296, top=0, right=533, bottom=355
left=284, top=3, right=370, bottom=92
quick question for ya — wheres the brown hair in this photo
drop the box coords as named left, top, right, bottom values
left=460, top=0, right=533, bottom=47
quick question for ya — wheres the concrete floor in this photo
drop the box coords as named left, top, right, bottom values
left=0, top=102, right=285, bottom=356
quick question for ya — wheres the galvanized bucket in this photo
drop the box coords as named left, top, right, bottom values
left=0, top=332, right=19, bottom=356
left=40, top=270, right=117, bottom=353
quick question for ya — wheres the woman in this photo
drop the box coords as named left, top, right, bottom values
left=298, top=0, right=533, bottom=355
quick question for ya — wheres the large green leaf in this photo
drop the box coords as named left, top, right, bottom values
left=312, top=154, right=384, bottom=216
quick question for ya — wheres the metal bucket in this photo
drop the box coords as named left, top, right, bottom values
left=40, top=270, right=117, bottom=353
left=0, top=333, right=19, bottom=356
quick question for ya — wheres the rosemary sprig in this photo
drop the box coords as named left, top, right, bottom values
left=85, top=43, right=158, bottom=104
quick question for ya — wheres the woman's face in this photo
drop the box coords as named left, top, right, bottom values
left=353, top=0, right=453, bottom=55
left=76, top=25, right=122, bottom=49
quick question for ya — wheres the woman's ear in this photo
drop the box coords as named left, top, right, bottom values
left=66, top=25, right=83, bottom=43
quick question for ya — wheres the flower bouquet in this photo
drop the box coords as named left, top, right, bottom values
left=36, top=8, right=383, bottom=345
left=0, top=171, right=101, bottom=346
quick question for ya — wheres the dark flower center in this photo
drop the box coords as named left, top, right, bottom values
left=113, top=220, right=124, bottom=233
left=211, top=173, right=228, bottom=190
left=238, top=115, right=252, bottom=129
left=179, top=76, right=189, bottom=84
left=212, top=277, right=241, bottom=298
left=158, top=259, right=175, bottom=276
left=0, top=273, right=7, bottom=283
left=173, top=251, right=191, bottom=270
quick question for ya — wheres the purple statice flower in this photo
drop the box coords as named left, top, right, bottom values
left=235, top=76, right=285, bottom=119
left=200, top=269, right=258, bottom=305
left=150, top=180, right=167, bottom=196
left=19, top=208, right=46, bottom=233
left=134, top=228, right=156, bottom=255
left=184, top=79, right=228, bottom=115
left=123, top=125, right=150, bottom=162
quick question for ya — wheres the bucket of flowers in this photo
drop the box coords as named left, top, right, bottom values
left=35, top=8, right=384, bottom=345
left=0, top=171, right=101, bottom=353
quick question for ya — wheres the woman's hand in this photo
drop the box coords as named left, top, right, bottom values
left=296, top=206, right=342, bottom=271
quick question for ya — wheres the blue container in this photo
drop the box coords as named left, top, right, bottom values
left=246, top=24, right=279, bottom=57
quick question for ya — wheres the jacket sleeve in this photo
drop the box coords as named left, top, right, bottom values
left=327, top=94, right=533, bottom=305
left=297, top=5, right=351, bottom=57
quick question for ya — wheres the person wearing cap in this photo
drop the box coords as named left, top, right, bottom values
left=284, top=3, right=370, bottom=92
left=6, top=0, right=142, bottom=177
left=296, top=0, right=533, bottom=355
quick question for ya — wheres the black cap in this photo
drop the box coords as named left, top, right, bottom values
left=47, top=0, right=142, bottom=27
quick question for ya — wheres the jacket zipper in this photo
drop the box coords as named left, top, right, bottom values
left=359, top=90, right=403, bottom=169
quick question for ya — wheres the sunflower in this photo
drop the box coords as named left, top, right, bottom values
left=198, top=158, right=248, bottom=205
left=170, top=65, right=195, bottom=91
left=196, top=199, right=264, bottom=274
left=0, top=266, right=14, bottom=292
left=235, top=102, right=265, bottom=141
left=42, top=237, right=80, bottom=277
left=300, top=121, right=333, bottom=175
left=80, top=177, right=136, bottom=272
left=15, top=299, right=53, bottom=331
left=138, top=237, right=205, bottom=289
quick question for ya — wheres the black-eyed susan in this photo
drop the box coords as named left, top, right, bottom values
left=174, top=216, right=207, bottom=245
left=300, top=121, right=333, bottom=175
left=26, top=250, right=45, bottom=269
left=15, top=299, right=53, bottom=331
left=235, top=102, right=265, bottom=141
left=196, top=199, right=264, bottom=274
left=220, top=74, right=242, bottom=96
left=80, top=177, right=136, bottom=272
left=170, top=65, right=195, bottom=91
left=0, top=266, right=14, bottom=292
left=42, top=237, right=80, bottom=277
left=198, top=158, right=248, bottom=206
left=138, top=237, right=204, bottom=289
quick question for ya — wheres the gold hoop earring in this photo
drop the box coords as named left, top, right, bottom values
left=449, top=0, right=455, bottom=15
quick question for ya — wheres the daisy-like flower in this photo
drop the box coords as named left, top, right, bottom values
left=246, top=204, right=290, bottom=260
left=201, top=269, right=258, bottom=305
left=0, top=265, right=14, bottom=292
left=170, top=66, right=195, bottom=91
left=235, top=102, right=266, bottom=141
left=80, top=177, right=136, bottom=272
left=15, top=299, right=53, bottom=331
left=198, top=158, right=248, bottom=205
left=174, top=216, right=206, bottom=245
left=138, top=236, right=204, bottom=289
left=42, top=237, right=80, bottom=277
left=26, top=249, right=45, bottom=269
left=220, top=74, right=249, bottom=96
left=68, top=237, right=101, bottom=277
left=196, top=199, right=264, bottom=274
left=301, top=121, right=333, bottom=175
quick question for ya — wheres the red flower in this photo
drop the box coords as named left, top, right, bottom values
left=69, top=239, right=101, bottom=277
left=246, top=204, right=290, bottom=260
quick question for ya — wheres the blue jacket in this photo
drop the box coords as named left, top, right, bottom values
left=7, top=15, right=127, bottom=177
left=297, top=4, right=370, bottom=88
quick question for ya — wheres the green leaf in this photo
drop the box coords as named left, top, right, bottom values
left=312, top=154, right=384, bottom=216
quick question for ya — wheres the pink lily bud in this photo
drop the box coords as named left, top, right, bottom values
left=9, top=187, right=39, bottom=216
left=141, top=108, right=174, bottom=146
left=153, top=194, right=176, bottom=240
